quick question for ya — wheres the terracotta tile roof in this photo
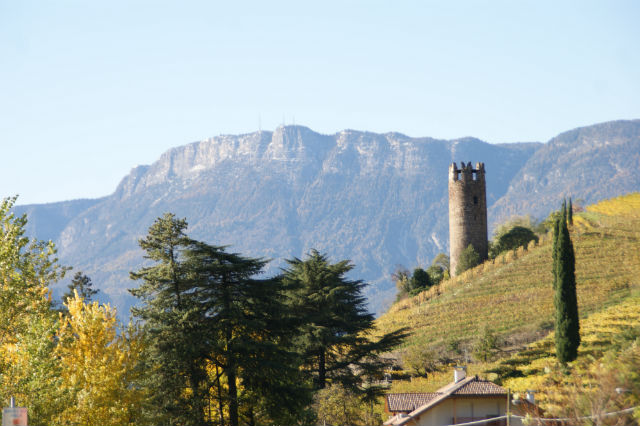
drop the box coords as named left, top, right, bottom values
left=386, top=376, right=513, bottom=426
left=451, top=379, right=507, bottom=395
left=386, top=393, right=440, bottom=412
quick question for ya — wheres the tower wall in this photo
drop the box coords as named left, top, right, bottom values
left=448, top=162, right=488, bottom=276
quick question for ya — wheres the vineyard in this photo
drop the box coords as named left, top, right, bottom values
left=375, top=193, right=640, bottom=400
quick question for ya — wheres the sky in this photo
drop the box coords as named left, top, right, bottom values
left=1, top=1, right=639, bottom=205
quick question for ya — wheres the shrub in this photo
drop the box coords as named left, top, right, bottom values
left=455, top=244, right=480, bottom=275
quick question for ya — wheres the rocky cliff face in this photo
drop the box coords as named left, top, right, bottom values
left=14, top=120, right=640, bottom=318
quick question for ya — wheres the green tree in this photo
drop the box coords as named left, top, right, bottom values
left=392, top=266, right=411, bottom=299
left=489, top=226, right=539, bottom=259
left=568, top=197, right=573, bottom=225
left=184, top=241, right=310, bottom=426
left=129, top=213, right=205, bottom=426
left=455, top=244, right=480, bottom=275
left=493, top=215, right=545, bottom=240
left=426, top=253, right=450, bottom=285
left=431, top=252, right=450, bottom=272
left=554, top=214, right=580, bottom=363
left=552, top=216, right=561, bottom=286
left=408, top=267, right=431, bottom=295
left=313, top=383, right=380, bottom=426
left=62, top=271, right=99, bottom=305
left=402, top=345, right=438, bottom=378
left=282, top=250, right=407, bottom=398
left=473, top=325, right=500, bottom=362
left=130, top=214, right=309, bottom=426
left=0, top=196, right=69, bottom=425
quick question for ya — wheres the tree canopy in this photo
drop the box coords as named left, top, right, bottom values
left=130, top=213, right=310, bottom=426
left=282, top=250, right=407, bottom=399
left=455, top=244, right=480, bottom=275
left=489, top=225, right=539, bottom=259
left=553, top=209, right=580, bottom=363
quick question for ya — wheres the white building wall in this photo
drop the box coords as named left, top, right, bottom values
left=409, top=397, right=525, bottom=426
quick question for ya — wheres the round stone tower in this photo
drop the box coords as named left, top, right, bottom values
left=448, top=162, right=488, bottom=276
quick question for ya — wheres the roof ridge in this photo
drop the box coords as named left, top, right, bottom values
left=435, top=374, right=477, bottom=394
left=391, top=392, right=440, bottom=395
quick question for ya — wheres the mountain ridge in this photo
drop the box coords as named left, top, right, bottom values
left=13, top=120, right=640, bottom=318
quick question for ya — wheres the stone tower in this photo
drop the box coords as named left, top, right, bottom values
left=448, top=162, right=488, bottom=276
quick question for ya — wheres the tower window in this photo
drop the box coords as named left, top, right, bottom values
left=473, top=196, right=478, bottom=205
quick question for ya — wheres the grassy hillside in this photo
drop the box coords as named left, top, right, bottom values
left=375, top=193, right=640, bottom=396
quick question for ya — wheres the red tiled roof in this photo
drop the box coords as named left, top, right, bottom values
left=386, top=376, right=512, bottom=426
left=451, top=379, right=507, bottom=395
left=386, top=393, right=440, bottom=412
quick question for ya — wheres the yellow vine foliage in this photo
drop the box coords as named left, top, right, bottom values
left=586, top=192, right=640, bottom=217
left=54, top=291, right=145, bottom=426
left=500, top=296, right=640, bottom=419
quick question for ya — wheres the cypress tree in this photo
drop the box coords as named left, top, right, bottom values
left=552, top=218, right=560, bottom=290
left=568, top=197, right=573, bottom=225
left=554, top=215, right=580, bottom=363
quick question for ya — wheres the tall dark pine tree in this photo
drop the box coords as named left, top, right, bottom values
left=129, top=213, right=209, bottom=426
left=184, top=241, right=310, bottom=426
left=282, top=250, right=407, bottom=399
left=554, top=215, right=580, bottom=363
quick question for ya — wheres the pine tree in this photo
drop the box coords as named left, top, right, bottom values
left=554, top=214, right=580, bottom=363
left=184, top=241, right=310, bottom=426
left=63, top=271, right=98, bottom=304
left=131, top=215, right=310, bottom=426
left=282, top=250, right=407, bottom=399
left=129, top=213, right=206, bottom=426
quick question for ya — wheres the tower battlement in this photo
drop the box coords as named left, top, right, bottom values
left=448, top=161, right=488, bottom=276
left=449, top=162, right=485, bottom=182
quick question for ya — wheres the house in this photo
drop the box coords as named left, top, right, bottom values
left=383, top=367, right=537, bottom=426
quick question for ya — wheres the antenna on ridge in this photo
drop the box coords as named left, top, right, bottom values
left=258, top=113, right=261, bottom=132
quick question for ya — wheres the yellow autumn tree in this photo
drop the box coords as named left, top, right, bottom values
left=54, top=292, right=146, bottom=426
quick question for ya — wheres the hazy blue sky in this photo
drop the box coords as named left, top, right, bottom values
left=2, top=1, right=639, bottom=205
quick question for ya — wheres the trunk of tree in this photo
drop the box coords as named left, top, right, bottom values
left=228, top=363, right=238, bottom=426
left=215, top=364, right=225, bottom=426
left=318, top=348, right=326, bottom=388
left=223, top=273, right=239, bottom=426
left=189, top=367, right=205, bottom=426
